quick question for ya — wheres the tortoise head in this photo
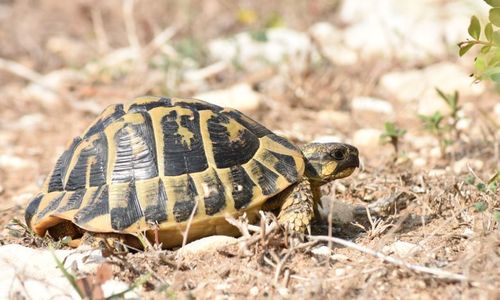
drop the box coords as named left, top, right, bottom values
left=301, top=142, right=359, bottom=185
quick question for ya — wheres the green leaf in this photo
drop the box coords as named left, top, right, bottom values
left=250, top=30, right=268, bottom=42
left=485, top=0, right=500, bottom=7
left=480, top=45, right=492, bottom=54
left=475, top=54, right=487, bottom=72
left=436, top=88, right=447, bottom=102
left=493, top=30, right=500, bottom=45
left=495, top=211, right=500, bottom=222
left=485, top=23, right=493, bottom=41
left=490, top=8, right=500, bottom=27
left=465, top=174, right=475, bottom=185
left=459, top=43, right=474, bottom=56
left=468, top=16, right=481, bottom=39
left=483, top=67, right=500, bottom=82
left=473, top=201, right=488, bottom=212
left=476, top=182, right=487, bottom=192
left=488, top=181, right=498, bottom=193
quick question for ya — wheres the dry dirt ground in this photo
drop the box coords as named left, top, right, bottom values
left=0, top=1, right=499, bottom=299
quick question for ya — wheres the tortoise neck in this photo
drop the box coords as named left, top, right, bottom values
left=310, top=182, right=322, bottom=203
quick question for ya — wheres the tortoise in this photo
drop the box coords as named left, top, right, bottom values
left=25, top=96, right=359, bottom=248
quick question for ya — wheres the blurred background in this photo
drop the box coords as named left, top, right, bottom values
left=0, top=0, right=498, bottom=298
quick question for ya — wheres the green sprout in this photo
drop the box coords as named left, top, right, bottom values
left=458, top=1, right=500, bottom=82
left=419, top=89, right=464, bottom=158
left=380, top=122, right=407, bottom=158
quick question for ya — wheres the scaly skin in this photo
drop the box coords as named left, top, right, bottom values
left=277, top=179, right=314, bottom=233
left=276, top=142, right=360, bottom=234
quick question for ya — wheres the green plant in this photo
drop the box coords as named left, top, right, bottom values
left=436, top=88, right=461, bottom=139
left=419, top=111, right=448, bottom=157
left=51, top=248, right=84, bottom=298
left=419, top=89, right=463, bottom=158
left=458, top=1, right=500, bottom=82
left=380, top=122, right=407, bottom=157
left=465, top=170, right=499, bottom=214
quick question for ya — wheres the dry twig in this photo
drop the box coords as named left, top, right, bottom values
left=309, top=235, right=470, bottom=282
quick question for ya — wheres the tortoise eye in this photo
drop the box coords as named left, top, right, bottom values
left=330, top=149, right=346, bottom=160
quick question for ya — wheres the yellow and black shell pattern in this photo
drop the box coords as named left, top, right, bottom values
left=25, top=96, right=305, bottom=240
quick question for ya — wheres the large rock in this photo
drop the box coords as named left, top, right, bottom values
left=309, top=22, right=358, bottom=66
left=351, top=96, right=394, bottom=115
left=194, top=83, right=262, bottom=111
left=337, top=0, right=488, bottom=62
left=352, top=128, right=382, bottom=150
left=208, top=28, right=312, bottom=71
left=23, top=69, right=87, bottom=106
left=379, top=62, right=484, bottom=115
left=0, top=244, right=138, bottom=299
left=177, top=235, right=238, bottom=256
left=0, top=154, right=32, bottom=169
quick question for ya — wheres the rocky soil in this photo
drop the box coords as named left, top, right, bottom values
left=0, top=0, right=498, bottom=299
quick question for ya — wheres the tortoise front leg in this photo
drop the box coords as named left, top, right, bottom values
left=277, top=179, right=315, bottom=233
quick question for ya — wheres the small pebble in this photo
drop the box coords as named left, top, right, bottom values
left=311, top=246, right=332, bottom=256
left=249, top=286, right=259, bottom=296
left=383, top=241, right=423, bottom=257
left=428, top=169, right=446, bottom=177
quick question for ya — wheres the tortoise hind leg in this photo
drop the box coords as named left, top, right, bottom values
left=276, top=179, right=315, bottom=233
left=78, top=231, right=143, bottom=252
left=47, top=220, right=83, bottom=248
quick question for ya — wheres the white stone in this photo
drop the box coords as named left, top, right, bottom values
left=429, top=147, right=442, bottom=159
left=208, top=28, right=313, bottom=71
left=63, top=249, right=107, bottom=274
left=87, top=47, right=140, bottom=73
left=412, top=157, right=427, bottom=169
left=331, top=254, right=349, bottom=262
left=0, top=245, right=138, bottom=299
left=453, top=158, right=484, bottom=174
left=379, top=63, right=484, bottom=115
left=101, top=280, right=139, bottom=299
left=312, top=135, right=342, bottom=143
left=352, top=128, right=382, bottom=149
left=46, top=36, right=90, bottom=65
left=428, top=169, right=446, bottom=177
left=309, top=22, right=358, bottom=65
left=178, top=235, right=237, bottom=255
left=195, top=83, right=261, bottom=111
left=23, top=69, right=87, bottom=106
left=317, top=110, right=351, bottom=128
left=0, top=244, right=138, bottom=299
left=335, top=268, right=346, bottom=277
left=249, top=286, right=259, bottom=296
left=337, top=0, right=487, bottom=62
left=0, top=154, right=32, bottom=169
left=277, top=287, right=289, bottom=297
left=456, top=118, right=471, bottom=131
left=11, top=113, right=46, bottom=130
left=462, top=228, right=474, bottom=238
left=351, top=97, right=394, bottom=115
left=340, top=1, right=447, bottom=61
left=311, top=246, right=332, bottom=256
left=382, top=241, right=423, bottom=257
left=494, top=103, right=500, bottom=119
left=407, top=135, right=436, bottom=149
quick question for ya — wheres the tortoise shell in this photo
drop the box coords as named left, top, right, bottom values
left=25, top=96, right=305, bottom=246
